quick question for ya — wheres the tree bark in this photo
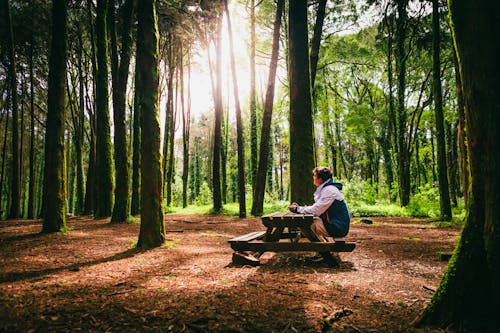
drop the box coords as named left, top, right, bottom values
left=289, top=0, right=314, bottom=205
left=136, top=0, right=165, bottom=248
left=42, top=0, right=68, bottom=233
left=251, top=0, right=284, bottom=216
left=415, top=1, right=499, bottom=330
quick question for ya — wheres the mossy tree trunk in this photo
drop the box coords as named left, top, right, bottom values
left=251, top=0, right=284, bottom=216
left=289, top=0, right=314, bottom=205
left=42, top=0, right=68, bottom=233
left=136, top=0, right=165, bottom=248
left=109, top=0, right=135, bottom=223
left=415, top=1, right=499, bottom=330
left=94, top=0, right=114, bottom=218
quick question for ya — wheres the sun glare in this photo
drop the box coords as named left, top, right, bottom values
left=178, top=2, right=270, bottom=123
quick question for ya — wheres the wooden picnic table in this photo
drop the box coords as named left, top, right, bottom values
left=228, top=212, right=355, bottom=267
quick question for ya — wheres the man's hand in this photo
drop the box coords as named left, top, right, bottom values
left=288, top=202, right=299, bottom=213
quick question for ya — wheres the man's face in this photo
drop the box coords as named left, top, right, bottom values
left=313, top=173, right=323, bottom=187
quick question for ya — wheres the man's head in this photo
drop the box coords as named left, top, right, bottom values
left=312, top=166, right=332, bottom=185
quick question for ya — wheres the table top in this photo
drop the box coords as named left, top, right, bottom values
left=261, top=212, right=315, bottom=228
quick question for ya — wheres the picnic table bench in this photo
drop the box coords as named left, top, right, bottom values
left=228, top=212, right=355, bottom=267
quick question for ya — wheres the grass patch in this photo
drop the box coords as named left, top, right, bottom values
left=162, top=239, right=179, bottom=248
left=403, top=236, right=421, bottom=241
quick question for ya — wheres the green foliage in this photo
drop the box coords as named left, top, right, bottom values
left=342, top=180, right=379, bottom=206
left=406, top=184, right=440, bottom=217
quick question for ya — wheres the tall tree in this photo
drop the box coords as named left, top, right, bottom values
left=136, top=0, right=164, bottom=248
left=224, top=0, right=246, bottom=217
left=248, top=0, right=257, bottom=190
left=27, top=14, right=36, bottom=219
left=395, top=0, right=410, bottom=206
left=251, top=0, right=284, bottom=216
left=211, top=12, right=223, bottom=212
left=109, top=0, right=135, bottom=223
left=182, top=50, right=193, bottom=207
left=415, top=0, right=499, bottom=330
left=73, top=20, right=85, bottom=215
left=130, top=56, right=141, bottom=215
left=3, top=0, right=20, bottom=218
left=432, top=0, right=451, bottom=220
left=42, top=0, right=68, bottom=233
left=289, top=0, right=314, bottom=205
left=83, top=0, right=98, bottom=215
left=452, top=43, right=468, bottom=206
left=309, top=0, right=327, bottom=89
left=94, top=0, right=114, bottom=218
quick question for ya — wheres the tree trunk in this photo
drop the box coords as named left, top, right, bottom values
left=432, top=0, right=451, bottom=220
left=452, top=43, right=468, bottom=206
left=42, top=0, right=68, bottom=233
left=27, top=32, right=36, bottom=219
left=181, top=44, right=190, bottom=209
left=94, top=0, right=114, bottom=218
left=289, top=0, right=314, bottom=205
left=110, top=0, right=135, bottom=223
left=249, top=0, right=257, bottom=190
left=224, top=0, right=246, bottom=217
left=83, top=0, right=97, bottom=215
left=251, top=0, right=284, bottom=216
left=446, top=121, right=458, bottom=207
left=309, top=0, right=326, bottom=90
left=212, top=17, right=223, bottom=213
left=0, top=104, right=9, bottom=217
left=162, top=35, right=173, bottom=203
left=3, top=0, right=20, bottom=218
left=415, top=1, right=499, bottom=330
left=136, top=0, right=165, bottom=248
left=130, top=60, right=141, bottom=216
left=382, top=9, right=396, bottom=201
left=395, top=0, right=410, bottom=206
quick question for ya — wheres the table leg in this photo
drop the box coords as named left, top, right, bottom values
left=299, top=227, right=339, bottom=267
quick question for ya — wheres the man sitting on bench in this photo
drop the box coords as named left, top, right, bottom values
left=288, top=166, right=350, bottom=262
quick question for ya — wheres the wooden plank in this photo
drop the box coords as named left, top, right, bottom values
left=228, top=231, right=266, bottom=243
left=230, top=241, right=356, bottom=253
left=232, top=252, right=260, bottom=266
left=262, top=217, right=314, bottom=228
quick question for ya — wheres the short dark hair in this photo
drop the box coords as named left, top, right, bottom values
left=313, top=166, right=332, bottom=182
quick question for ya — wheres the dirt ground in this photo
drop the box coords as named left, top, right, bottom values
left=0, top=214, right=460, bottom=332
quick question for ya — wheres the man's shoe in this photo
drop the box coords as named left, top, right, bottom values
left=305, top=253, right=323, bottom=263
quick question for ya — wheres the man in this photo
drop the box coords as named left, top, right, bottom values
left=288, top=166, right=350, bottom=262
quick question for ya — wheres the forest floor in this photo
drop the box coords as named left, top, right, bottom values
left=0, top=214, right=460, bottom=333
